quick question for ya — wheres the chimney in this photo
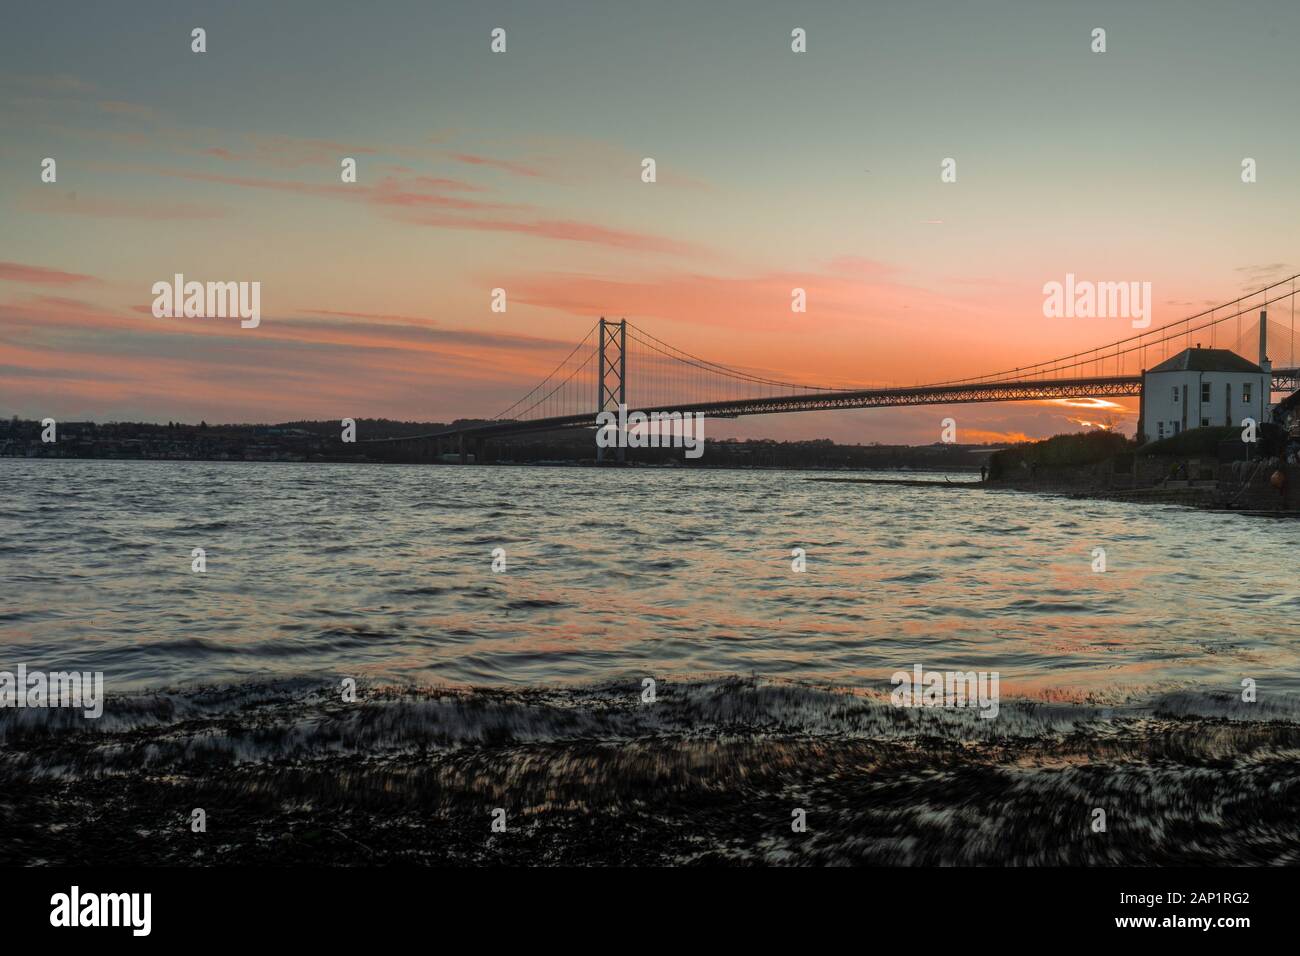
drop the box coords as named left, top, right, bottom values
left=1259, top=309, right=1272, bottom=424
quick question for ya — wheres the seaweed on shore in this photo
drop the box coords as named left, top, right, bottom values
left=3, top=677, right=1298, bottom=866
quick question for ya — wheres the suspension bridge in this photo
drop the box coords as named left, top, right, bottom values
left=373, top=274, right=1300, bottom=460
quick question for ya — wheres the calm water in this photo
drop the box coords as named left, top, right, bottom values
left=3, top=459, right=1298, bottom=705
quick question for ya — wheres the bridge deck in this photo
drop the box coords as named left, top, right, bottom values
left=367, top=369, right=1299, bottom=442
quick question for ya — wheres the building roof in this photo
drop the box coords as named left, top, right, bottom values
left=1149, top=347, right=1263, bottom=374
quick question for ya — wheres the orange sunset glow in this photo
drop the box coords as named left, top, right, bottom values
left=3, top=3, right=1297, bottom=444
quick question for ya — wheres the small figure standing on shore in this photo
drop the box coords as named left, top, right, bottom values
left=980, top=465, right=987, bottom=483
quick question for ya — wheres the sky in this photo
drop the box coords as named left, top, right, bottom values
left=2, top=0, right=1298, bottom=444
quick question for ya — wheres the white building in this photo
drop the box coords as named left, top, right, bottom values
left=1138, top=346, right=1270, bottom=444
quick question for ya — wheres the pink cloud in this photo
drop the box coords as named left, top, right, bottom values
left=368, top=177, right=522, bottom=212
left=0, top=293, right=588, bottom=423
left=448, top=152, right=544, bottom=178
left=410, top=175, right=487, bottom=192
left=0, top=262, right=102, bottom=287
left=143, top=161, right=712, bottom=255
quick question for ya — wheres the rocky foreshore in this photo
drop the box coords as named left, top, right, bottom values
left=3, top=678, right=1297, bottom=866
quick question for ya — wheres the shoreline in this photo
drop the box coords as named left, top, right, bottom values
left=4, top=677, right=1297, bottom=866
left=805, top=475, right=1300, bottom=515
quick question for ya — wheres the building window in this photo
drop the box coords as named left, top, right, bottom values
left=1201, top=417, right=1210, bottom=428
left=1172, top=422, right=1180, bottom=435
left=1201, top=383, right=1211, bottom=403
left=1172, top=387, right=1179, bottom=402
left=1243, top=382, right=1252, bottom=403
left=1158, top=422, right=1165, bottom=439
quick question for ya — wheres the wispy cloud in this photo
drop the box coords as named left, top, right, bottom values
left=136, top=164, right=704, bottom=256
left=447, top=152, right=544, bottom=178
left=0, top=261, right=103, bottom=286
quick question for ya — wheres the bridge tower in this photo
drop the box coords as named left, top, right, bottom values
left=596, top=317, right=626, bottom=462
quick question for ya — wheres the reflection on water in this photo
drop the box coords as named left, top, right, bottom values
left=3, top=459, right=1298, bottom=707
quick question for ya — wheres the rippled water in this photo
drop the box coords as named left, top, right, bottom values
left=3, top=459, right=1298, bottom=706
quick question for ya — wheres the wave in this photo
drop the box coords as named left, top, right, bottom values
left=3, top=676, right=1298, bottom=865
